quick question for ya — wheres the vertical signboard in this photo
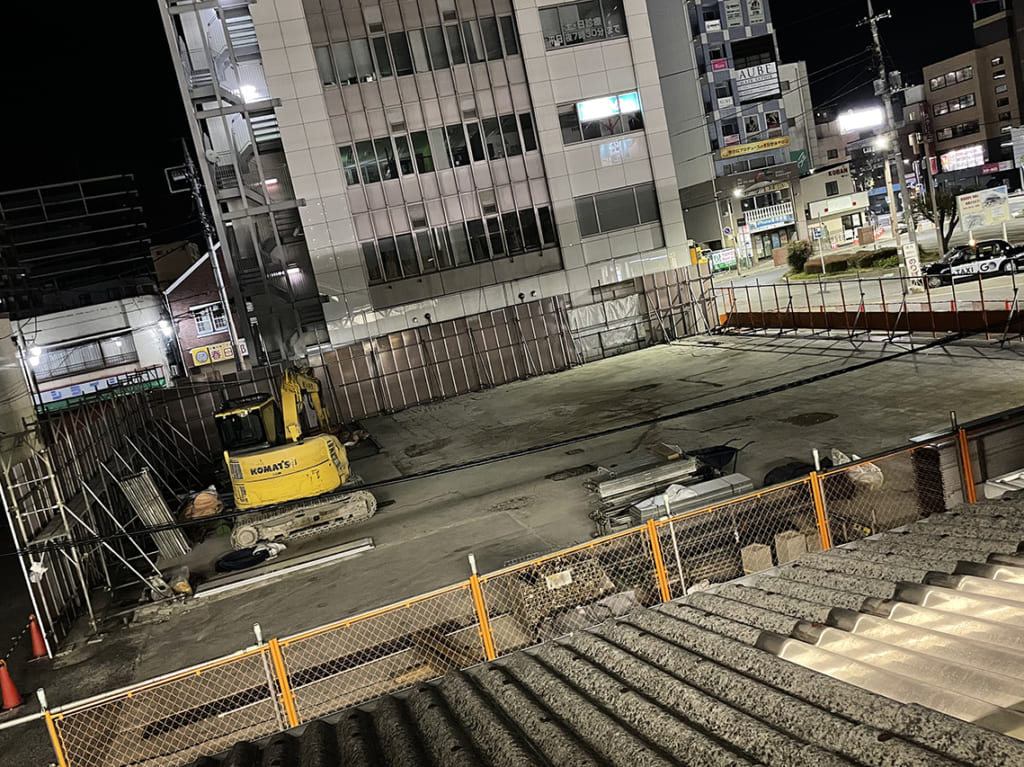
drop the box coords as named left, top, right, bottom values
left=724, top=0, right=744, bottom=26
left=1012, top=126, right=1024, bottom=168
left=746, top=0, right=765, bottom=24
left=735, top=63, right=781, bottom=103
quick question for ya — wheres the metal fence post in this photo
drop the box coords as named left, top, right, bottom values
left=44, top=710, right=70, bottom=767
left=468, top=555, right=497, bottom=660
left=957, top=428, right=978, bottom=504
left=645, top=519, right=672, bottom=603
left=268, top=638, right=300, bottom=728
left=809, top=472, right=833, bottom=551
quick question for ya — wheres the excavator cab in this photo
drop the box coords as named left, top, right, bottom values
left=214, top=394, right=285, bottom=453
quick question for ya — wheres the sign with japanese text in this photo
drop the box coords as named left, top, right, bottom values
left=724, top=0, right=744, bottom=26
left=545, top=14, right=622, bottom=48
left=720, top=135, right=790, bottom=158
left=190, top=340, right=247, bottom=367
left=957, top=186, right=1010, bottom=230
left=1012, top=126, right=1024, bottom=168
left=746, top=0, right=765, bottom=23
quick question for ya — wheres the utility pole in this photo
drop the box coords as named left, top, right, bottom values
left=181, top=141, right=245, bottom=372
left=862, top=0, right=922, bottom=289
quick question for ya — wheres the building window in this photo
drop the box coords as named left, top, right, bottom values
left=825, top=181, right=839, bottom=197
left=930, top=66, right=973, bottom=91
left=558, top=92, right=644, bottom=144
left=342, top=112, right=537, bottom=184
left=936, top=120, right=980, bottom=142
left=360, top=206, right=557, bottom=283
left=314, top=16, right=518, bottom=87
left=193, top=303, right=229, bottom=337
left=826, top=148, right=839, bottom=160
left=997, top=97, right=1010, bottom=107
left=996, top=83, right=1009, bottom=94
left=935, top=92, right=976, bottom=116
left=339, top=146, right=359, bottom=185
left=992, top=56, right=1004, bottom=66
left=540, top=0, right=627, bottom=50
left=994, top=69, right=1007, bottom=80
left=574, top=183, right=660, bottom=237
left=731, top=36, right=775, bottom=70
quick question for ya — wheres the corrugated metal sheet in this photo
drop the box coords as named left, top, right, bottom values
left=189, top=502, right=1024, bottom=767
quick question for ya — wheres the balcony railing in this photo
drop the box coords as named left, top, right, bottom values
left=745, top=202, right=795, bottom=232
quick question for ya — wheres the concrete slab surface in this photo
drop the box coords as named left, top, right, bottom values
left=4, top=333, right=1024, bottom=765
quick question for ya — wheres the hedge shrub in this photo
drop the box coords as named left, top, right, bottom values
left=787, top=239, right=813, bottom=272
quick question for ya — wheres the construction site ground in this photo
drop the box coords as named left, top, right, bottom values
left=5, top=331, right=1024, bottom=765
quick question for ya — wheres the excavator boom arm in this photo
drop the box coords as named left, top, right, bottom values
left=280, top=367, right=333, bottom=442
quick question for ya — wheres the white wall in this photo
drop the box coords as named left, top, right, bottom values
left=253, top=0, right=691, bottom=348
left=780, top=62, right=817, bottom=167
left=647, top=0, right=714, bottom=192
left=799, top=162, right=856, bottom=204
left=17, top=296, right=173, bottom=395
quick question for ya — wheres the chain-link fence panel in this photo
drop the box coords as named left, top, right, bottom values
left=964, top=417, right=1024, bottom=490
left=278, top=583, right=485, bottom=724
left=819, top=445, right=948, bottom=546
left=478, top=528, right=659, bottom=656
left=652, top=479, right=821, bottom=595
left=52, top=648, right=286, bottom=767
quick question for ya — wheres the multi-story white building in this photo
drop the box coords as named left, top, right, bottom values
left=158, top=0, right=694, bottom=363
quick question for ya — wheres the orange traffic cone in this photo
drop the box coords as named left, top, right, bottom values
left=0, top=661, right=23, bottom=710
left=28, top=616, right=46, bottom=660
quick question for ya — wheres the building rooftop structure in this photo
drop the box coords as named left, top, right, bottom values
left=191, top=500, right=1024, bottom=766
left=0, top=175, right=155, bottom=318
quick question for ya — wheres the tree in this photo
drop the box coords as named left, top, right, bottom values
left=912, top=187, right=966, bottom=252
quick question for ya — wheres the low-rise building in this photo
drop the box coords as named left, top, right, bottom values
left=16, top=297, right=174, bottom=412
left=161, top=244, right=249, bottom=379
left=800, top=162, right=868, bottom=247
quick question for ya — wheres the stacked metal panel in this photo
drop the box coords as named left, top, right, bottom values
left=119, top=469, right=190, bottom=559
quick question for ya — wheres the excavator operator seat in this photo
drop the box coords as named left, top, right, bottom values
left=214, top=394, right=284, bottom=453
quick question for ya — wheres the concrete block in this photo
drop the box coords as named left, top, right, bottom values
left=741, top=543, right=773, bottom=574
left=805, top=531, right=824, bottom=553
left=774, top=530, right=807, bottom=564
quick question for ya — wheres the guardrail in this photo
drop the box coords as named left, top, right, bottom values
left=43, top=427, right=980, bottom=767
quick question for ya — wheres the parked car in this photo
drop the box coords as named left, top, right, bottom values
left=922, top=240, right=1024, bottom=288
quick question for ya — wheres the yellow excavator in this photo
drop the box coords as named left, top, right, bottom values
left=213, top=367, right=376, bottom=549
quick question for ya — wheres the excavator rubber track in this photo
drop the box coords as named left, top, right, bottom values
left=230, top=483, right=377, bottom=549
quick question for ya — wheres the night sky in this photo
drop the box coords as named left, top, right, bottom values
left=0, top=0, right=979, bottom=238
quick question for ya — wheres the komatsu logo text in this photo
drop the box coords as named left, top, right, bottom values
left=250, top=460, right=294, bottom=476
